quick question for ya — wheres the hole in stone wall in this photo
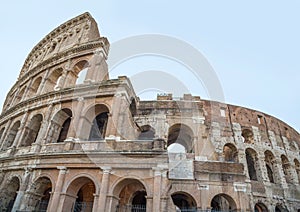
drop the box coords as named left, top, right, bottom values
left=223, top=143, right=238, bottom=162
left=242, top=129, right=254, bottom=144
left=138, top=125, right=155, bottom=140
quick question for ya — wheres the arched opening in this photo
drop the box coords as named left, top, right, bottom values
left=132, top=191, right=147, bottom=210
left=2, top=121, right=20, bottom=150
left=46, top=109, right=72, bottom=143
left=171, top=192, right=197, bottom=211
left=0, top=127, right=5, bottom=142
left=138, top=125, right=155, bottom=140
left=45, top=68, right=63, bottom=92
left=76, top=68, right=88, bottom=84
left=24, top=177, right=52, bottom=211
left=89, top=112, right=108, bottom=140
left=14, top=86, right=26, bottom=104
left=294, top=159, right=300, bottom=184
left=0, top=176, right=20, bottom=211
left=245, top=148, right=259, bottom=181
left=211, top=193, right=237, bottom=211
left=57, top=117, right=72, bottom=142
left=266, top=164, right=274, bottom=183
left=28, top=77, right=42, bottom=97
left=129, top=98, right=137, bottom=118
left=264, top=151, right=278, bottom=184
left=57, top=109, right=72, bottom=142
left=167, top=124, right=194, bottom=153
left=242, top=128, right=254, bottom=144
left=21, top=114, right=43, bottom=147
left=255, top=203, right=268, bottom=212
left=73, top=61, right=89, bottom=85
left=80, top=104, right=109, bottom=141
left=223, top=143, right=238, bottom=162
left=114, top=179, right=147, bottom=212
left=63, top=177, right=96, bottom=212
left=281, top=155, right=294, bottom=184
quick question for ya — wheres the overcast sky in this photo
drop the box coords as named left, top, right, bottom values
left=0, top=1, right=299, bottom=132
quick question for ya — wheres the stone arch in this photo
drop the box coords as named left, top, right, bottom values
left=73, top=60, right=89, bottom=85
left=294, top=159, right=300, bottom=184
left=0, top=176, right=20, bottom=211
left=28, top=76, right=42, bottom=97
left=167, top=124, right=194, bottom=153
left=62, top=176, right=97, bottom=212
left=210, top=193, right=237, bottom=211
left=171, top=191, right=197, bottom=211
left=45, top=67, right=63, bottom=92
left=79, top=104, right=110, bottom=141
left=47, top=108, right=72, bottom=143
left=264, top=150, right=279, bottom=184
left=281, top=155, right=294, bottom=184
left=2, top=121, right=21, bottom=150
left=223, top=143, right=238, bottom=162
left=245, top=148, right=262, bottom=181
left=254, top=202, right=268, bottom=212
left=20, top=114, right=43, bottom=147
left=14, top=86, right=26, bottom=104
left=138, top=125, right=155, bottom=140
left=24, top=176, right=52, bottom=211
left=112, top=178, right=148, bottom=212
left=0, top=126, right=5, bottom=143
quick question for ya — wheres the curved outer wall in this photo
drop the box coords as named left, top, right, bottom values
left=0, top=13, right=299, bottom=212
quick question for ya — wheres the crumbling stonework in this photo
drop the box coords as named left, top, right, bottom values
left=0, top=12, right=299, bottom=212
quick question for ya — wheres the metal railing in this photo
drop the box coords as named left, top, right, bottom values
left=34, top=200, right=49, bottom=212
left=116, top=204, right=146, bottom=212
left=73, top=202, right=93, bottom=212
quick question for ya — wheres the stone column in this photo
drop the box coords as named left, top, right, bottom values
left=98, top=167, right=112, bottom=211
left=146, top=196, right=153, bottom=212
left=13, top=167, right=33, bottom=211
left=37, top=69, right=50, bottom=95
left=106, top=93, right=122, bottom=137
left=258, top=154, right=269, bottom=182
left=274, top=158, right=287, bottom=186
left=291, top=164, right=299, bottom=185
left=33, top=104, right=54, bottom=148
left=63, top=69, right=77, bottom=87
left=56, top=69, right=68, bottom=90
left=92, top=51, right=109, bottom=82
left=0, top=119, right=12, bottom=149
left=67, top=97, right=85, bottom=140
left=42, top=104, right=57, bottom=144
left=152, top=167, right=162, bottom=212
left=20, top=78, right=33, bottom=101
left=48, top=166, right=67, bottom=212
left=13, top=111, right=30, bottom=148
left=0, top=170, right=5, bottom=188
left=9, top=87, right=20, bottom=106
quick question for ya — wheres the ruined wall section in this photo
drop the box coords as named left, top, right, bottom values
left=2, top=12, right=109, bottom=112
left=202, top=100, right=300, bottom=158
left=19, top=12, right=102, bottom=78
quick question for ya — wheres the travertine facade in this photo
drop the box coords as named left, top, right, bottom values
left=0, top=12, right=299, bottom=212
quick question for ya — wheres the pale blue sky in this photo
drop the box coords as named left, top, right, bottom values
left=0, top=1, right=299, bottom=131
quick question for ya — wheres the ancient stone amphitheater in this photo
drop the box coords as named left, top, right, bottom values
left=0, top=12, right=299, bottom=212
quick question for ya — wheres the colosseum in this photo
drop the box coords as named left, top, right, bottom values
left=0, top=12, right=299, bottom=212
